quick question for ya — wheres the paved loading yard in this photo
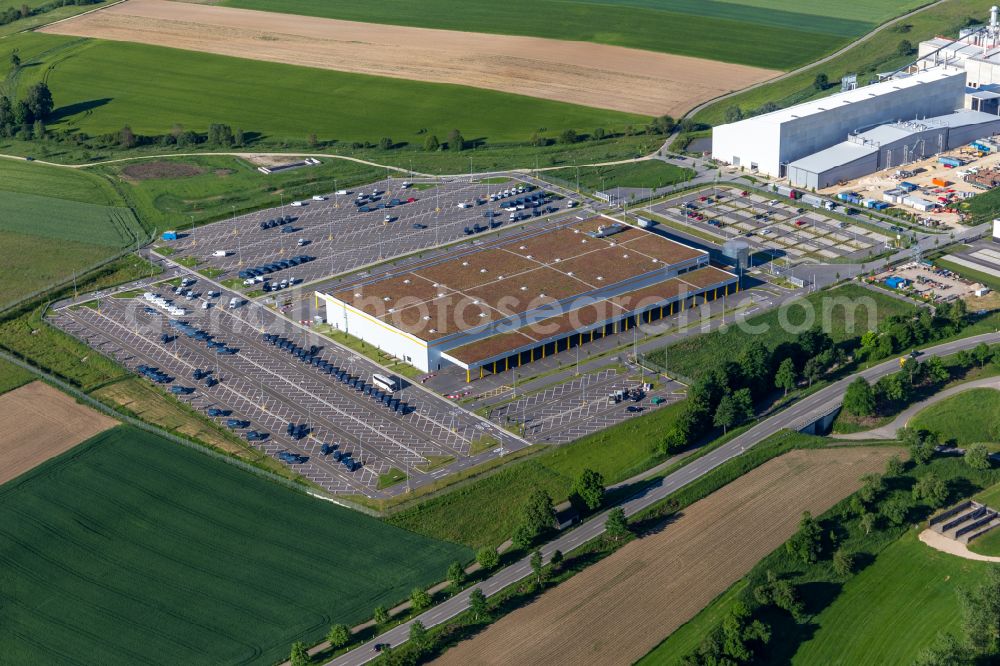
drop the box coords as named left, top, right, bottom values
left=648, top=187, right=891, bottom=262
left=162, top=176, right=564, bottom=290
left=50, top=280, right=523, bottom=497
left=487, top=367, right=684, bottom=444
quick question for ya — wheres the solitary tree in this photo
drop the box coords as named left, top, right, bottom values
left=897, top=39, right=915, bottom=56
left=530, top=550, right=546, bottom=585
left=833, top=548, right=855, bottom=577
left=813, top=73, right=829, bottom=90
left=9, top=51, right=19, bottom=70
left=858, top=473, right=883, bottom=504
left=409, top=620, right=428, bottom=649
left=885, top=454, right=905, bottom=477
left=290, top=642, right=309, bottom=666
left=844, top=377, right=876, bottom=417
left=119, top=125, right=137, bottom=149
left=724, top=105, right=743, bottom=123
left=476, top=546, right=499, bottom=571
left=550, top=549, right=564, bottom=571
left=410, top=586, right=431, bottom=611
left=605, top=507, right=631, bottom=543
left=571, top=468, right=605, bottom=512
left=378, top=136, right=394, bottom=151
left=559, top=128, right=578, bottom=145
left=326, top=624, right=351, bottom=649
left=786, top=511, right=823, bottom=564
left=423, top=134, right=440, bottom=151
left=447, top=561, right=466, bottom=588
left=774, top=358, right=797, bottom=396
left=514, top=489, right=556, bottom=548
left=468, top=588, right=488, bottom=621
left=373, top=605, right=390, bottom=625
left=967, top=443, right=992, bottom=471
left=913, top=473, right=949, bottom=508
left=25, top=82, right=53, bottom=121
left=859, top=511, right=876, bottom=535
left=713, top=393, right=738, bottom=434
left=447, top=128, right=465, bottom=151
left=974, top=342, right=993, bottom=368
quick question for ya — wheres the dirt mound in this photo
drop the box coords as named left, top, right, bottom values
left=41, top=0, right=779, bottom=117
left=434, top=446, right=895, bottom=666
left=121, top=160, right=205, bottom=180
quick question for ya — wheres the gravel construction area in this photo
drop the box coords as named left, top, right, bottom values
left=0, top=381, right=116, bottom=485
left=41, top=0, right=780, bottom=117
left=433, top=446, right=895, bottom=666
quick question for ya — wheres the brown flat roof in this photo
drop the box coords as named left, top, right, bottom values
left=445, top=266, right=737, bottom=365
left=328, top=217, right=709, bottom=343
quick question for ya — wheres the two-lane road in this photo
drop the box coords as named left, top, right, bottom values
left=327, top=330, right=1000, bottom=665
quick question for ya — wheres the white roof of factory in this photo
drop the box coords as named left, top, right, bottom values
left=744, top=67, right=964, bottom=125
left=787, top=142, right=876, bottom=174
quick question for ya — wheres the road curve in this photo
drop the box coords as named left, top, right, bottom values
left=325, top=329, right=1000, bottom=666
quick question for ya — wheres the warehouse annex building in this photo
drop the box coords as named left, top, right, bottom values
left=317, top=218, right=738, bottom=380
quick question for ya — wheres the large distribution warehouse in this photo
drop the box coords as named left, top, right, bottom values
left=317, top=218, right=738, bottom=379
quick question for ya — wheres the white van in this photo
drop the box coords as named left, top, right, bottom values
left=229, top=297, right=240, bottom=309
left=290, top=200, right=303, bottom=207
left=212, top=250, right=229, bottom=257
left=335, top=189, right=349, bottom=195
left=312, top=195, right=326, bottom=201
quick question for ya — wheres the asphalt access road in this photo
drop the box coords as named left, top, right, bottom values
left=325, top=329, right=1000, bottom=665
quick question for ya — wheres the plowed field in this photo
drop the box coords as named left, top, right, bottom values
left=41, top=0, right=780, bottom=117
left=434, top=446, right=895, bottom=666
left=0, top=381, right=115, bottom=485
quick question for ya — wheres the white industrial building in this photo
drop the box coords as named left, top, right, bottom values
left=712, top=5, right=1000, bottom=188
left=711, top=67, right=967, bottom=178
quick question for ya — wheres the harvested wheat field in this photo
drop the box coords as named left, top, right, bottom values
left=41, top=0, right=779, bottom=117
left=0, top=381, right=116, bottom=485
left=434, top=446, right=896, bottom=666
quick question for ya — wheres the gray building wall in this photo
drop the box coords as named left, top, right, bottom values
left=788, top=152, right=879, bottom=190
left=776, top=72, right=966, bottom=172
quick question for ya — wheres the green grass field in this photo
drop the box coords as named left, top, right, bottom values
left=647, top=284, right=915, bottom=380
left=222, top=0, right=928, bottom=70
left=0, top=158, right=145, bottom=307
left=388, top=400, right=686, bottom=549
left=0, top=357, right=34, bottom=396
left=0, top=425, right=469, bottom=664
left=3, top=33, right=645, bottom=148
left=791, top=531, right=985, bottom=666
left=545, top=160, right=694, bottom=192
left=694, top=0, right=985, bottom=125
left=910, top=388, right=1000, bottom=446
left=97, top=155, right=383, bottom=231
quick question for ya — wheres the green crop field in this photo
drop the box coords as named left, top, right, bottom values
left=0, top=357, right=34, bottom=396
left=694, top=0, right=987, bottom=126
left=910, top=388, right=1000, bottom=446
left=97, top=155, right=383, bottom=231
left=222, top=0, right=929, bottom=70
left=3, top=33, right=644, bottom=149
left=0, top=425, right=469, bottom=665
left=791, top=531, right=985, bottom=666
left=545, top=160, right=694, bottom=192
left=647, top=284, right=915, bottom=380
left=0, top=159, right=145, bottom=307
left=388, top=400, right=686, bottom=549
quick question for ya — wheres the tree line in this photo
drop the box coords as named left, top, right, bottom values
left=0, top=0, right=101, bottom=27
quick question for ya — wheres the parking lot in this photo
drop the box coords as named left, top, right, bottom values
left=487, top=367, right=684, bottom=444
left=648, top=187, right=892, bottom=262
left=162, top=176, right=564, bottom=290
left=50, top=279, right=523, bottom=497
